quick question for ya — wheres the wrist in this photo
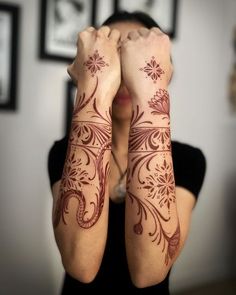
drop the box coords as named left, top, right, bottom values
left=77, top=75, right=119, bottom=105
left=73, top=78, right=113, bottom=121
left=128, top=81, right=168, bottom=100
left=130, top=86, right=171, bottom=127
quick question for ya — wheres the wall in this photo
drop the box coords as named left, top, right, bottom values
left=0, top=0, right=235, bottom=294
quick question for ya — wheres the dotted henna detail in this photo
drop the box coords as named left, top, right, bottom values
left=84, top=50, right=109, bottom=76
left=143, top=160, right=175, bottom=211
left=139, top=56, right=165, bottom=83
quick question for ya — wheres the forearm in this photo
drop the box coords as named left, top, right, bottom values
left=53, top=78, right=112, bottom=282
left=126, top=85, right=180, bottom=287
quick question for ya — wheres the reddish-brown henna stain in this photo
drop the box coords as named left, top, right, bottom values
left=143, top=160, right=175, bottom=209
left=148, top=89, right=170, bottom=117
left=128, top=89, right=180, bottom=264
left=84, top=50, right=109, bottom=76
left=139, top=56, right=165, bottom=83
left=54, top=51, right=111, bottom=229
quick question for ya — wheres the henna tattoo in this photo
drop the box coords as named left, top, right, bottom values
left=143, top=160, right=175, bottom=210
left=73, top=77, right=98, bottom=116
left=60, top=151, right=89, bottom=191
left=53, top=80, right=112, bottom=229
left=127, top=91, right=180, bottom=264
left=129, top=105, right=171, bottom=151
left=84, top=50, right=109, bottom=76
left=129, top=126, right=171, bottom=152
left=148, top=89, right=170, bottom=118
left=139, top=56, right=165, bottom=83
left=128, top=192, right=180, bottom=265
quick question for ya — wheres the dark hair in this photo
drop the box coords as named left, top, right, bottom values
left=102, top=11, right=162, bottom=31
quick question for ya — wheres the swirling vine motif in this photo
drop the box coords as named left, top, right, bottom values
left=53, top=138, right=110, bottom=228
left=129, top=126, right=171, bottom=152
left=53, top=54, right=111, bottom=228
left=128, top=192, right=180, bottom=265
left=128, top=90, right=180, bottom=264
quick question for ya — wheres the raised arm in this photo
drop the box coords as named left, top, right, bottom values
left=121, top=28, right=181, bottom=287
left=51, top=26, right=121, bottom=283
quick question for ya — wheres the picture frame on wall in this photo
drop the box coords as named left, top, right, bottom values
left=114, top=0, right=178, bottom=38
left=0, top=4, right=20, bottom=111
left=39, top=0, right=97, bottom=62
left=94, top=0, right=115, bottom=27
left=65, top=80, right=76, bottom=134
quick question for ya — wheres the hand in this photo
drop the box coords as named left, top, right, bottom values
left=67, top=26, right=121, bottom=101
left=120, top=27, right=173, bottom=98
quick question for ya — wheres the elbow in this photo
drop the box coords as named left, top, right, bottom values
left=62, top=256, right=98, bottom=284
left=54, top=233, right=101, bottom=284
left=130, top=270, right=169, bottom=289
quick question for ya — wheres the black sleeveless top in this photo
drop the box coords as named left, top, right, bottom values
left=48, top=136, right=206, bottom=294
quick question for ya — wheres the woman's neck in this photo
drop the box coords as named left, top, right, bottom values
left=112, top=117, right=130, bottom=155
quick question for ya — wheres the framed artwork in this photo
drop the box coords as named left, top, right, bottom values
left=0, top=4, right=20, bottom=111
left=65, top=80, right=76, bottom=134
left=39, top=0, right=97, bottom=62
left=94, top=0, right=115, bottom=27
left=114, top=0, right=178, bottom=38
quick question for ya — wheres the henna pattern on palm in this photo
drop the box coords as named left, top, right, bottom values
left=128, top=89, right=180, bottom=264
left=139, top=56, right=165, bottom=83
left=54, top=52, right=111, bottom=229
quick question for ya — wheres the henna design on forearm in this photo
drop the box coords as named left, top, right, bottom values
left=143, top=160, right=175, bottom=209
left=54, top=51, right=111, bottom=229
left=129, top=192, right=180, bottom=265
left=127, top=89, right=180, bottom=265
left=148, top=89, right=170, bottom=118
left=139, top=56, right=165, bottom=83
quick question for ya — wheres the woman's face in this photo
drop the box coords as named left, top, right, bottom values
left=108, top=21, right=145, bottom=122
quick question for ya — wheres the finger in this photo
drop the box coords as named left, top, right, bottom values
left=97, top=26, right=111, bottom=37
left=86, top=26, right=96, bottom=32
left=150, top=27, right=163, bottom=35
left=109, top=28, right=121, bottom=42
left=138, top=27, right=149, bottom=37
left=78, top=27, right=96, bottom=43
left=127, top=30, right=139, bottom=40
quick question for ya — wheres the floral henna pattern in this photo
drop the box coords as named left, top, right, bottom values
left=60, top=151, right=89, bottom=191
left=128, top=192, right=180, bottom=265
left=84, top=50, right=109, bottom=76
left=139, top=56, right=165, bottom=83
left=148, top=89, right=170, bottom=117
left=53, top=80, right=112, bottom=229
left=127, top=94, right=180, bottom=264
left=143, top=160, right=175, bottom=210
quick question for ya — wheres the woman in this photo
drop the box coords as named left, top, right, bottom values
left=48, top=11, right=206, bottom=293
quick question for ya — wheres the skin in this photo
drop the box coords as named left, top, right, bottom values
left=52, top=21, right=196, bottom=288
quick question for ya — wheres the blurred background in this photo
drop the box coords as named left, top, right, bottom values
left=0, top=0, right=236, bottom=294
